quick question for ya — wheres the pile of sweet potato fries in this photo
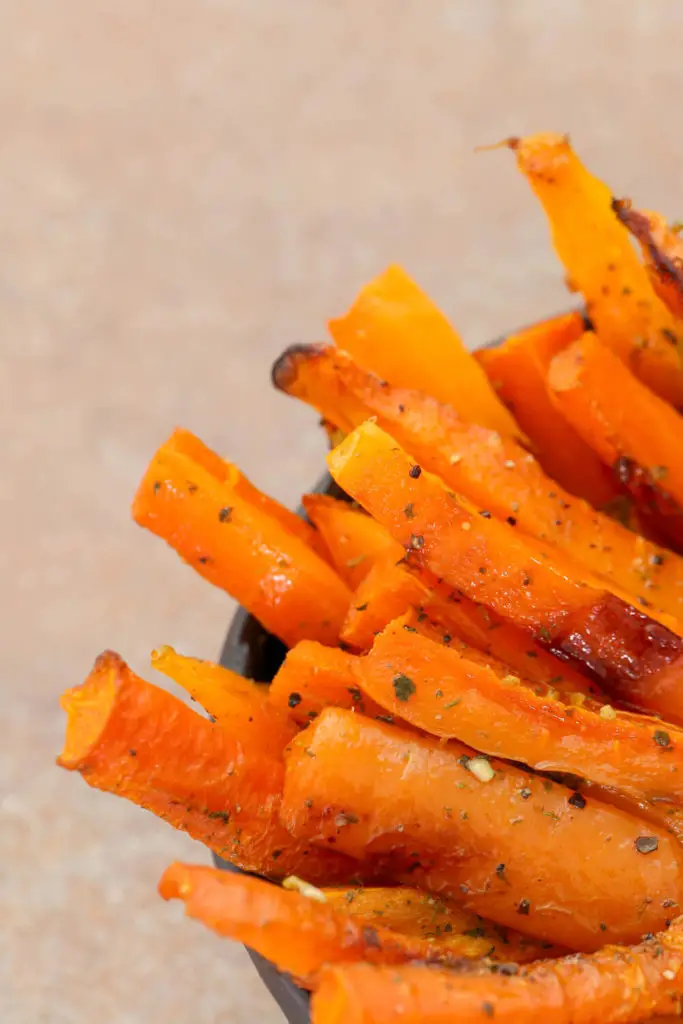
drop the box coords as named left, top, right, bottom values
left=58, top=134, right=683, bottom=1023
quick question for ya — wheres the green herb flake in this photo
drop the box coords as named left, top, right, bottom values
left=393, top=674, right=416, bottom=702
left=654, top=729, right=672, bottom=749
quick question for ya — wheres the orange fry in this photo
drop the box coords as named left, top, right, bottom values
left=326, top=264, right=523, bottom=439
left=282, top=708, right=683, bottom=951
left=132, top=432, right=351, bottom=647
left=58, top=652, right=366, bottom=884
left=327, top=421, right=683, bottom=723
left=301, top=493, right=402, bottom=589
left=509, top=132, right=683, bottom=405
left=151, top=645, right=296, bottom=749
left=159, top=864, right=474, bottom=987
left=312, top=914, right=683, bottom=1024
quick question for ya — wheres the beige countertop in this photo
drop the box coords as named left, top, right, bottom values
left=4, top=2, right=683, bottom=1021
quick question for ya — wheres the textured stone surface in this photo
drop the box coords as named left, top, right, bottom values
left=4, top=2, right=683, bottom=1021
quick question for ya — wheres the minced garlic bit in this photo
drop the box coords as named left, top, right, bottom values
left=569, top=692, right=586, bottom=707
left=449, top=453, right=463, bottom=465
left=467, top=756, right=495, bottom=783
left=282, top=876, right=327, bottom=903
left=501, top=674, right=520, bottom=686
left=599, top=704, right=617, bottom=720
left=461, top=522, right=471, bottom=531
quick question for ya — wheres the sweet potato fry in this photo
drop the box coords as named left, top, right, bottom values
left=508, top=133, right=683, bottom=406
left=325, top=265, right=523, bottom=440
left=301, top=493, right=402, bottom=589
left=132, top=433, right=351, bottom=647
left=159, top=863, right=478, bottom=986
left=150, top=645, right=297, bottom=748
left=549, top=332, right=683, bottom=527
left=166, top=427, right=325, bottom=555
left=322, top=887, right=563, bottom=964
left=358, top=620, right=683, bottom=805
left=275, top=343, right=683, bottom=630
left=327, top=421, right=683, bottom=722
left=282, top=708, right=683, bottom=950
left=475, top=311, right=622, bottom=506
left=58, top=652, right=365, bottom=884
left=268, top=640, right=385, bottom=724
left=312, top=915, right=683, bottom=1024
left=614, top=199, right=683, bottom=320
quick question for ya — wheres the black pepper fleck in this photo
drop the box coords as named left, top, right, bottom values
left=568, top=792, right=586, bottom=810
left=409, top=464, right=422, bottom=479
left=218, top=506, right=233, bottom=523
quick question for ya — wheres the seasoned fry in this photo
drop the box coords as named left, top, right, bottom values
left=132, top=433, right=351, bottom=647
left=322, top=887, right=564, bottom=963
left=151, top=645, right=296, bottom=748
left=325, top=265, right=523, bottom=440
left=549, top=332, right=683, bottom=524
left=268, top=640, right=385, bottom=724
left=341, top=553, right=429, bottom=651
left=508, top=132, right=683, bottom=406
left=475, top=311, right=622, bottom=506
left=301, top=493, right=402, bottom=589
left=58, top=652, right=365, bottom=884
left=159, top=864, right=477, bottom=987
left=282, top=708, right=683, bottom=951
left=312, top=914, right=683, bottom=1024
left=614, top=199, right=683, bottom=320
left=166, top=427, right=325, bottom=555
left=274, top=343, right=683, bottom=630
left=327, top=421, right=683, bottom=722
left=358, top=619, right=683, bottom=805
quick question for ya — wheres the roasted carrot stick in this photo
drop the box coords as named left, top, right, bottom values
left=549, top=332, right=683, bottom=517
left=508, top=132, right=683, bottom=406
left=345, top=558, right=598, bottom=697
left=58, top=652, right=365, bottom=884
left=267, top=640, right=385, bottom=724
left=301, top=493, right=402, bottom=590
left=614, top=198, right=683, bottom=320
left=166, top=427, right=325, bottom=555
left=282, top=708, right=683, bottom=950
left=475, top=311, right=622, bottom=507
left=150, top=645, right=297, bottom=748
left=275, top=343, right=683, bottom=630
left=341, top=553, right=429, bottom=651
left=358, top=619, right=683, bottom=804
left=323, top=887, right=563, bottom=964
left=312, top=914, right=683, bottom=1024
left=416, top=585, right=599, bottom=699
left=159, top=864, right=476, bottom=986
left=326, top=265, right=523, bottom=440
left=132, top=434, right=351, bottom=648
left=327, top=421, right=683, bottom=721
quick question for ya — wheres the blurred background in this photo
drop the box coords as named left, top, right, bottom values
left=4, top=1, right=683, bottom=1021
